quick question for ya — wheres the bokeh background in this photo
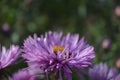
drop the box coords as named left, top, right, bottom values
left=0, top=0, right=120, bottom=80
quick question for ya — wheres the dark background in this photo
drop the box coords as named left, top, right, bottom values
left=0, top=0, right=120, bottom=80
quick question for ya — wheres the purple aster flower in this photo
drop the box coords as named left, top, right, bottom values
left=89, top=63, right=120, bottom=80
left=0, top=45, right=20, bottom=70
left=9, top=69, right=35, bottom=80
left=23, top=31, right=95, bottom=80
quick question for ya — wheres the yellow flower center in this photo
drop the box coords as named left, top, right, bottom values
left=52, top=46, right=65, bottom=54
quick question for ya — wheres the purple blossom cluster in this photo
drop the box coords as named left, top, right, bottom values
left=0, top=31, right=119, bottom=80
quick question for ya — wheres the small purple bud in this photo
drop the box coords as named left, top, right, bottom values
left=1, top=23, right=12, bottom=36
left=102, top=38, right=111, bottom=49
left=115, top=6, right=120, bottom=17
left=116, top=58, right=120, bottom=68
left=2, top=23, right=10, bottom=32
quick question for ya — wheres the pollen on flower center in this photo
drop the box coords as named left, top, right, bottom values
left=52, top=46, right=65, bottom=54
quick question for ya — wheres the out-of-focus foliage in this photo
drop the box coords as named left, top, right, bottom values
left=0, top=0, right=120, bottom=80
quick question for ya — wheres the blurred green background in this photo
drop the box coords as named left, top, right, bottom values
left=0, top=0, right=120, bottom=79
